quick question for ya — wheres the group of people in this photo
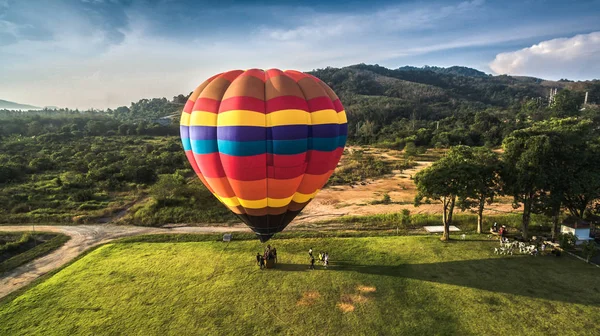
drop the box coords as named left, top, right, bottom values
left=256, top=245, right=277, bottom=269
left=492, top=222, right=507, bottom=238
left=308, top=248, right=329, bottom=269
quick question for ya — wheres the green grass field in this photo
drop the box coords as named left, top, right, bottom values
left=1, top=235, right=599, bottom=335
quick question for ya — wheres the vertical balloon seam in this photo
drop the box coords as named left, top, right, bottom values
left=195, top=71, right=243, bottom=216
left=263, top=69, right=271, bottom=236
left=182, top=80, right=217, bottom=195
left=289, top=71, right=314, bottom=222
left=216, top=70, right=247, bottom=216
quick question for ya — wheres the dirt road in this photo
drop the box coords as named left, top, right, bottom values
left=0, top=224, right=251, bottom=299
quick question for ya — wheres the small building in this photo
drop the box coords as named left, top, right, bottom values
left=561, top=217, right=594, bottom=245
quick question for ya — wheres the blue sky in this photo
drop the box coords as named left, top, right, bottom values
left=1, top=0, right=599, bottom=109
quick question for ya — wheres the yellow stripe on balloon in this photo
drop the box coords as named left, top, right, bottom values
left=291, top=189, right=320, bottom=203
left=180, top=113, right=191, bottom=126
left=338, top=110, right=347, bottom=123
left=188, top=110, right=345, bottom=127
left=267, top=110, right=311, bottom=126
left=219, top=110, right=266, bottom=126
left=190, top=111, right=218, bottom=126
left=215, top=190, right=320, bottom=209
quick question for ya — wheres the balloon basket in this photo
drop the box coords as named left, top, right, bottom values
left=265, top=259, right=275, bottom=269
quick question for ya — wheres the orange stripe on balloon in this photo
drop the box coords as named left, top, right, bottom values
left=218, top=70, right=244, bottom=82
left=296, top=171, right=334, bottom=194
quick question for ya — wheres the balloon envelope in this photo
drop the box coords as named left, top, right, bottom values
left=180, top=69, right=347, bottom=242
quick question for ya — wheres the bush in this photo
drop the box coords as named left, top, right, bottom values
left=10, top=204, right=30, bottom=214
left=69, top=189, right=94, bottom=202
left=581, top=241, right=598, bottom=263
left=558, top=232, right=577, bottom=249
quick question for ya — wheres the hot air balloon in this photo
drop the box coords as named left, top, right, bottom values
left=179, top=69, right=347, bottom=242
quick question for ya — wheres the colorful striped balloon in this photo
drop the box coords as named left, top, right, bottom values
left=180, top=69, right=347, bottom=242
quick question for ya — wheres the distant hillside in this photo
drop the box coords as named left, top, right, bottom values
left=397, top=65, right=490, bottom=78
left=0, top=99, right=41, bottom=111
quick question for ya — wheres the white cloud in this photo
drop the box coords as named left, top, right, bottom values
left=489, top=31, right=600, bottom=80
left=1, top=0, right=599, bottom=109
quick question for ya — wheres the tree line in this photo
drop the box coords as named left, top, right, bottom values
left=414, top=118, right=600, bottom=241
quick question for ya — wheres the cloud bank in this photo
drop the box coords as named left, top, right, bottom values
left=489, top=31, right=600, bottom=80
left=1, top=0, right=600, bottom=109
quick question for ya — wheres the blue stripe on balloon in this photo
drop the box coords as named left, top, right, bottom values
left=217, top=140, right=267, bottom=156
left=190, top=139, right=219, bottom=154
left=181, top=138, right=192, bottom=151
left=190, top=136, right=347, bottom=156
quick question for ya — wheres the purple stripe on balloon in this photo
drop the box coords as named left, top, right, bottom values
left=218, top=126, right=266, bottom=141
left=189, top=126, right=217, bottom=140
left=180, top=125, right=189, bottom=139
left=187, top=124, right=347, bottom=141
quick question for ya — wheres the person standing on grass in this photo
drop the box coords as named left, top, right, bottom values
left=272, top=247, right=277, bottom=264
left=256, top=253, right=261, bottom=266
left=259, top=255, right=265, bottom=269
left=308, top=248, right=313, bottom=258
left=324, top=252, right=329, bottom=268
left=309, top=254, right=315, bottom=269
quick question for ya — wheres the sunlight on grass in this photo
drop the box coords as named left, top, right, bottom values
left=1, top=236, right=599, bottom=335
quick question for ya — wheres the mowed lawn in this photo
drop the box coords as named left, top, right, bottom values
left=1, top=236, right=599, bottom=336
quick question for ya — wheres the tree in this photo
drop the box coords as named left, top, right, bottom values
left=501, top=133, right=550, bottom=240
left=502, top=118, right=597, bottom=240
left=414, top=146, right=477, bottom=240
left=551, top=89, right=583, bottom=118
left=458, top=147, right=501, bottom=234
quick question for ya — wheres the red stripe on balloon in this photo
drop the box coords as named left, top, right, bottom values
left=185, top=150, right=214, bottom=193
left=268, top=164, right=307, bottom=180
left=192, top=98, right=221, bottom=113
left=333, top=99, right=344, bottom=112
left=219, top=96, right=265, bottom=113
left=219, top=153, right=267, bottom=180
left=183, top=100, right=195, bottom=114
left=266, top=96, right=309, bottom=113
left=194, top=153, right=226, bottom=178
left=307, top=96, right=335, bottom=112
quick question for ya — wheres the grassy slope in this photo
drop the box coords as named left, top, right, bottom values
left=1, top=236, right=599, bottom=335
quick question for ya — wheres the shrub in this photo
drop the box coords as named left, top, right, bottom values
left=581, top=241, right=598, bottom=263
left=558, top=232, right=577, bottom=249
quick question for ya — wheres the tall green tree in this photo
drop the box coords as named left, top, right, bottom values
left=501, top=132, right=551, bottom=240
left=414, top=145, right=476, bottom=240
left=502, top=118, right=597, bottom=240
left=458, top=147, right=501, bottom=234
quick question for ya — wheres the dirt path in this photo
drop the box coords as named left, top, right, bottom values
left=0, top=224, right=251, bottom=300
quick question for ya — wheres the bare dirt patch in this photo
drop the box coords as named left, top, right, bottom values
left=356, top=285, right=377, bottom=293
left=292, top=147, right=521, bottom=225
left=336, top=303, right=355, bottom=313
left=296, top=291, right=321, bottom=306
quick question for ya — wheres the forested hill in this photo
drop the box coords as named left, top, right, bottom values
left=308, top=64, right=600, bottom=147
left=1, top=64, right=599, bottom=148
left=0, top=99, right=41, bottom=111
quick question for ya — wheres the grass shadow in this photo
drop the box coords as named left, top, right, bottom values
left=341, top=256, right=600, bottom=306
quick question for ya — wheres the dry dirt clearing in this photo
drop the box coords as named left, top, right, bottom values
left=294, top=147, right=519, bottom=225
